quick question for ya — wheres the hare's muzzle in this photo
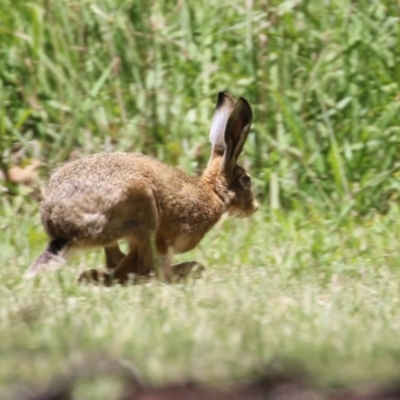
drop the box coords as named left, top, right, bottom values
left=252, top=200, right=260, bottom=213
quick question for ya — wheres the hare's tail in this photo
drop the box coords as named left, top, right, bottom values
left=25, top=239, right=70, bottom=279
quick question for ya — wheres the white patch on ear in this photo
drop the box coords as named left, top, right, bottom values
left=209, top=92, right=236, bottom=150
left=209, top=106, right=232, bottom=149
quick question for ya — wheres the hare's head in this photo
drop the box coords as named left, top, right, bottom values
left=208, top=92, right=259, bottom=218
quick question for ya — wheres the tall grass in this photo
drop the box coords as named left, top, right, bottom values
left=1, top=0, right=399, bottom=213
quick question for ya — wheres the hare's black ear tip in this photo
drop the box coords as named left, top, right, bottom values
left=215, top=90, right=232, bottom=108
left=238, top=96, right=250, bottom=107
left=238, top=97, right=253, bottom=116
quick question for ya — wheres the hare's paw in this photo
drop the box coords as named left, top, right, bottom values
left=78, top=269, right=113, bottom=286
left=171, top=261, right=205, bottom=281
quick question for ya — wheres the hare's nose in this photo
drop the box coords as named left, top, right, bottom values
left=253, top=201, right=259, bottom=212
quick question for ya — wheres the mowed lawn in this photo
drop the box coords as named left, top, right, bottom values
left=2, top=201, right=400, bottom=392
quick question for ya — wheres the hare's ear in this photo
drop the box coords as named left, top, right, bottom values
left=222, top=97, right=253, bottom=176
left=209, top=91, right=236, bottom=160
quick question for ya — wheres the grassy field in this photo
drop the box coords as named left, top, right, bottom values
left=3, top=201, right=400, bottom=395
left=1, top=0, right=400, bottom=397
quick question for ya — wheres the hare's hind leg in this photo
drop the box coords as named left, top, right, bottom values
left=25, top=239, right=72, bottom=279
left=110, top=197, right=160, bottom=282
left=104, top=244, right=126, bottom=270
left=112, top=236, right=155, bottom=282
left=80, top=235, right=156, bottom=285
left=79, top=242, right=151, bottom=286
left=80, top=192, right=159, bottom=285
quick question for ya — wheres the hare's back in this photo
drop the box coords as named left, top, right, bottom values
left=47, top=151, right=192, bottom=197
left=50, top=151, right=160, bottom=180
left=45, top=152, right=172, bottom=203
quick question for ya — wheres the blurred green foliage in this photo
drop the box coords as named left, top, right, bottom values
left=1, top=0, right=400, bottom=212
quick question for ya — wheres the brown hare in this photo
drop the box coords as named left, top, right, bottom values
left=26, top=92, right=259, bottom=285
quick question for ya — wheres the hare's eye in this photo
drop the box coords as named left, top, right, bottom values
left=241, top=175, right=251, bottom=186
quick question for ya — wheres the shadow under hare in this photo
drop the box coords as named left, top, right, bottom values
left=27, top=92, right=259, bottom=285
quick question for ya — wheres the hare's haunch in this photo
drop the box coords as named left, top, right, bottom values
left=27, top=92, right=259, bottom=284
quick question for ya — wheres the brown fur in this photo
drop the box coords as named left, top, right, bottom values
left=26, top=92, right=259, bottom=284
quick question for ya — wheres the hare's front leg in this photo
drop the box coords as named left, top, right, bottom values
left=169, top=261, right=205, bottom=281
left=156, top=247, right=205, bottom=281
